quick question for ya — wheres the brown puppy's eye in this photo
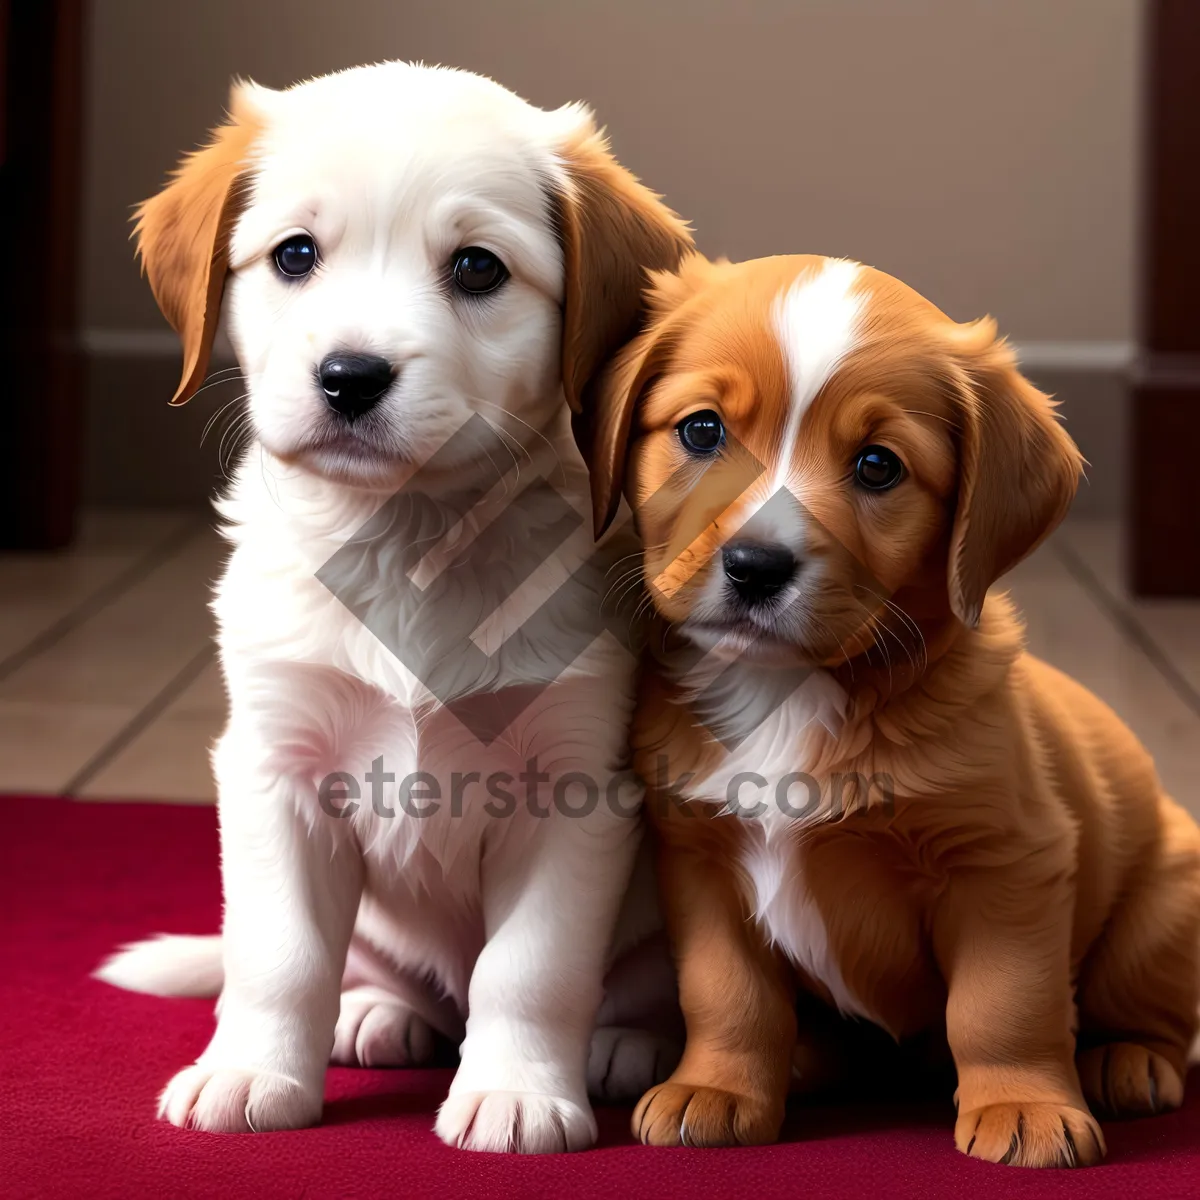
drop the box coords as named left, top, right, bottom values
left=854, top=445, right=904, bottom=491
left=677, top=410, right=725, bottom=455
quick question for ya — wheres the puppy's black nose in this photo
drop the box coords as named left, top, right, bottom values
left=318, top=354, right=395, bottom=420
left=723, top=541, right=797, bottom=603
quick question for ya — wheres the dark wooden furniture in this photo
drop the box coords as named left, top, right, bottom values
left=0, top=0, right=86, bottom=549
left=1131, top=0, right=1200, bottom=595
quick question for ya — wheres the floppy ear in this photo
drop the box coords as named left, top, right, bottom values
left=579, top=254, right=714, bottom=537
left=946, top=322, right=1084, bottom=627
left=134, top=83, right=267, bottom=405
left=552, top=114, right=693, bottom=531
left=582, top=305, right=678, bottom=538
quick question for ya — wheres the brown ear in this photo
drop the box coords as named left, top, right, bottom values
left=581, top=254, right=714, bottom=537
left=553, top=118, right=693, bottom=531
left=583, top=305, right=678, bottom=538
left=946, top=322, right=1084, bottom=626
left=134, top=84, right=265, bottom=405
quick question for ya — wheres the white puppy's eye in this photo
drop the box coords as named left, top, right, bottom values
left=452, top=247, right=508, bottom=295
left=273, top=234, right=318, bottom=279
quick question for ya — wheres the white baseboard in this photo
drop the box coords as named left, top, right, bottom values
left=83, top=328, right=237, bottom=361
left=1013, top=341, right=1133, bottom=371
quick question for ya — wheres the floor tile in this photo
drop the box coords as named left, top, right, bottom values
left=1006, top=547, right=1200, bottom=818
left=1056, top=518, right=1125, bottom=595
left=165, top=659, right=227, bottom=717
left=79, top=709, right=222, bottom=804
left=1057, top=518, right=1200, bottom=702
left=78, top=653, right=228, bottom=803
left=0, top=700, right=138, bottom=794
left=0, top=529, right=224, bottom=707
left=1000, top=536, right=1064, bottom=586
left=0, top=509, right=202, bottom=666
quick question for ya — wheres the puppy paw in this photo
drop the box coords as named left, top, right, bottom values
left=435, top=1090, right=597, bottom=1153
left=158, top=1064, right=321, bottom=1132
left=955, top=1101, right=1105, bottom=1168
left=331, top=987, right=435, bottom=1068
left=633, top=1080, right=783, bottom=1147
left=1078, top=1043, right=1184, bottom=1118
left=587, top=1026, right=681, bottom=1103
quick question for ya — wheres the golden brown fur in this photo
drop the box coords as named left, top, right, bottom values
left=593, top=254, right=1200, bottom=1167
left=133, top=87, right=263, bottom=407
left=554, top=124, right=694, bottom=499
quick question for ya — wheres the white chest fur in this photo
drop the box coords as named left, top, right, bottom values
left=208, top=442, right=640, bottom=896
left=738, top=831, right=873, bottom=1022
left=682, top=664, right=846, bottom=829
left=671, top=659, right=874, bottom=1020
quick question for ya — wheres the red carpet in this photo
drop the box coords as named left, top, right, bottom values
left=2, top=796, right=1199, bottom=1199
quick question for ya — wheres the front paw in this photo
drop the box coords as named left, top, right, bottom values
left=158, top=1064, right=322, bottom=1132
left=435, top=1090, right=597, bottom=1153
left=634, top=1080, right=783, bottom=1147
left=956, top=1101, right=1105, bottom=1168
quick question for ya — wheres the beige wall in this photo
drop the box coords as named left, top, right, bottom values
left=83, top=0, right=1140, bottom=346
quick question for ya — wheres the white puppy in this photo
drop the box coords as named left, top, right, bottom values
left=97, top=62, right=690, bottom=1153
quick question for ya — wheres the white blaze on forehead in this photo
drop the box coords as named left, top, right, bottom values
left=771, top=259, right=865, bottom=490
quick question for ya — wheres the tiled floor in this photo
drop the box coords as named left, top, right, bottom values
left=1, top=510, right=1198, bottom=814
left=0, top=511, right=224, bottom=801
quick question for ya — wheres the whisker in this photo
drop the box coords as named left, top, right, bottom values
left=257, top=444, right=284, bottom=509
left=877, top=597, right=927, bottom=673
left=606, top=572, right=650, bottom=616
left=201, top=392, right=248, bottom=448
left=853, top=585, right=927, bottom=675
left=180, top=367, right=243, bottom=414
left=847, top=596, right=894, bottom=687
left=602, top=563, right=643, bottom=601
left=469, top=397, right=565, bottom=480
left=218, top=407, right=255, bottom=479
left=809, top=618, right=856, bottom=683
left=485, top=423, right=529, bottom=493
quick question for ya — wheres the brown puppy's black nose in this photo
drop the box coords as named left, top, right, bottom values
left=318, top=354, right=394, bottom=420
left=722, top=541, right=797, bottom=604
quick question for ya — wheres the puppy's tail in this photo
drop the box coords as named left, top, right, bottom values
left=93, top=934, right=223, bottom=997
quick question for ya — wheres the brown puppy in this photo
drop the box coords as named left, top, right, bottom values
left=589, top=253, right=1200, bottom=1168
